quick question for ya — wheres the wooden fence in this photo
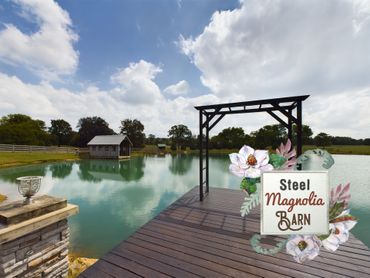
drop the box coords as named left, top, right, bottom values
left=0, top=144, right=78, bottom=153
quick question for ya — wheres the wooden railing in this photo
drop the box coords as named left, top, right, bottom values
left=0, top=144, right=78, bottom=153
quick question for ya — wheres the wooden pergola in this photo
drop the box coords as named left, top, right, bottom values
left=194, top=95, right=309, bottom=201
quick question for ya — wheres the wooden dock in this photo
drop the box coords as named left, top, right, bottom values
left=80, top=187, right=370, bottom=277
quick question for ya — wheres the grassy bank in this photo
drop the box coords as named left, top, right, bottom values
left=302, top=145, right=370, bottom=155
left=0, top=152, right=79, bottom=168
left=133, top=145, right=370, bottom=156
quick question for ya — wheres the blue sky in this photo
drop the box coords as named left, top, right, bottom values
left=0, top=0, right=369, bottom=138
left=0, top=0, right=239, bottom=94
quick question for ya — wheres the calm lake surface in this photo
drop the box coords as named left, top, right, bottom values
left=0, top=154, right=369, bottom=258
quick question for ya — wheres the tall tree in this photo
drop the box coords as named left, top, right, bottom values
left=49, top=119, right=73, bottom=146
left=77, top=116, right=114, bottom=147
left=146, top=134, right=156, bottom=145
left=251, top=124, right=286, bottom=149
left=168, top=124, right=192, bottom=151
left=119, top=119, right=145, bottom=148
left=210, top=127, right=250, bottom=149
left=314, top=132, right=332, bottom=147
left=292, top=124, right=313, bottom=144
left=0, top=114, right=50, bottom=145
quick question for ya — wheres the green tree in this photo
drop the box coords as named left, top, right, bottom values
left=210, top=127, right=250, bottom=149
left=76, top=116, right=114, bottom=147
left=119, top=119, right=145, bottom=148
left=168, top=124, right=192, bottom=151
left=146, top=134, right=156, bottom=145
left=251, top=124, right=286, bottom=149
left=314, top=132, right=332, bottom=147
left=292, top=124, right=313, bottom=144
left=49, top=119, right=73, bottom=146
left=0, top=114, right=51, bottom=145
left=331, top=136, right=359, bottom=145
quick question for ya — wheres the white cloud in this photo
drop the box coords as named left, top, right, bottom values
left=111, top=60, right=163, bottom=104
left=0, top=0, right=78, bottom=79
left=180, top=0, right=370, bottom=98
left=164, top=80, right=189, bottom=96
left=0, top=0, right=369, bottom=139
left=0, top=61, right=212, bottom=136
left=178, top=0, right=370, bottom=138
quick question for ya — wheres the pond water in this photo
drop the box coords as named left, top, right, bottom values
left=0, top=154, right=368, bottom=258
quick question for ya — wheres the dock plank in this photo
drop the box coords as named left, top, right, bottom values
left=80, top=187, right=370, bottom=278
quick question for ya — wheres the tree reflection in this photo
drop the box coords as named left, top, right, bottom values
left=119, top=157, right=145, bottom=181
left=0, top=164, right=47, bottom=183
left=77, top=157, right=145, bottom=182
left=50, top=163, right=73, bottom=179
left=168, top=154, right=193, bottom=175
left=77, top=160, right=102, bottom=182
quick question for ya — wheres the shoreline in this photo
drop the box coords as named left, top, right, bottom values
left=0, top=152, right=80, bottom=169
left=0, top=144, right=368, bottom=169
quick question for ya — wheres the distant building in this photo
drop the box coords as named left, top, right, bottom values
left=157, top=144, right=167, bottom=150
left=87, top=135, right=132, bottom=159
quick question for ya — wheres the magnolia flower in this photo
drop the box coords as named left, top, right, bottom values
left=229, top=146, right=273, bottom=178
left=286, top=235, right=321, bottom=263
left=322, top=210, right=357, bottom=252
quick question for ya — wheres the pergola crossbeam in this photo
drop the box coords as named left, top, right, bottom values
left=266, top=110, right=289, bottom=128
left=271, top=103, right=298, bottom=124
left=209, top=113, right=225, bottom=131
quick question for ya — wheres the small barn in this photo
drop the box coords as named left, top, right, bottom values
left=87, top=135, right=133, bottom=159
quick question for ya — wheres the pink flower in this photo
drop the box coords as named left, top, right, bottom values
left=229, top=146, right=273, bottom=178
left=276, top=139, right=296, bottom=170
left=330, top=183, right=351, bottom=208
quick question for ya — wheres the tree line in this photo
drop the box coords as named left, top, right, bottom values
left=0, top=114, right=368, bottom=149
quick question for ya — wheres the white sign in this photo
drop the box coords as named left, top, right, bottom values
left=261, top=171, right=329, bottom=235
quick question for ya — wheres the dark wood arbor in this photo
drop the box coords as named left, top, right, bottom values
left=195, top=95, right=309, bottom=201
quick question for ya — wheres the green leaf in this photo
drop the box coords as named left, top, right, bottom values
left=269, top=153, right=287, bottom=169
left=318, top=230, right=332, bottom=241
left=329, top=202, right=345, bottom=221
left=250, top=234, right=288, bottom=255
left=240, top=178, right=258, bottom=194
left=240, top=189, right=260, bottom=217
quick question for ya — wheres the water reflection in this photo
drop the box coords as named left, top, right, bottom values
left=77, top=158, right=146, bottom=182
left=168, top=154, right=193, bottom=175
left=0, top=154, right=368, bottom=257
left=50, top=163, right=73, bottom=179
left=0, top=164, right=47, bottom=183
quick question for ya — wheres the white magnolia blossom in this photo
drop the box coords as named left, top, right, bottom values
left=286, top=235, right=321, bottom=263
left=229, top=146, right=273, bottom=178
left=322, top=210, right=357, bottom=252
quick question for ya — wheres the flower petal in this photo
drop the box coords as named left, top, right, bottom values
left=229, top=164, right=244, bottom=177
left=229, top=153, right=239, bottom=165
left=260, top=164, right=274, bottom=172
left=254, top=150, right=269, bottom=166
left=239, top=145, right=254, bottom=158
left=245, top=168, right=261, bottom=178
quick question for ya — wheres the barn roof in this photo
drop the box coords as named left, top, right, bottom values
left=87, top=135, right=133, bottom=146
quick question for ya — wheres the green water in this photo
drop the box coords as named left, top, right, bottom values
left=0, top=154, right=368, bottom=258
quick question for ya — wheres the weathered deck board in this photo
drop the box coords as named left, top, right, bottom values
left=81, top=187, right=370, bottom=277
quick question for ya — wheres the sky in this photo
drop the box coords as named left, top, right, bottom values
left=0, top=0, right=369, bottom=138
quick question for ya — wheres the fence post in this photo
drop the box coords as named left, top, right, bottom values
left=12, top=145, right=15, bottom=153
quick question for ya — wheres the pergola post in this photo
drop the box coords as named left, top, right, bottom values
left=205, top=114, right=210, bottom=194
left=296, top=101, right=303, bottom=157
left=199, top=110, right=204, bottom=201
left=287, top=108, right=293, bottom=142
